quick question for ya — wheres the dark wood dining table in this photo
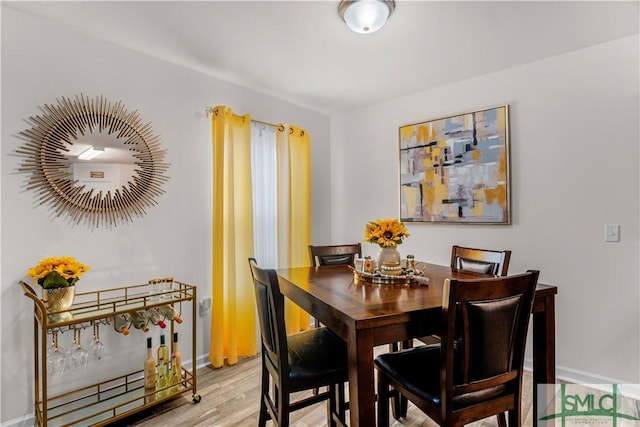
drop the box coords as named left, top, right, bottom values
left=276, top=262, right=557, bottom=427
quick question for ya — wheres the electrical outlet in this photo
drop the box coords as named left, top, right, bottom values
left=199, top=298, right=212, bottom=316
left=605, top=224, right=620, bottom=242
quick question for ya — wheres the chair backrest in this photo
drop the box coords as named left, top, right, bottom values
left=441, top=270, right=539, bottom=407
left=248, top=258, right=288, bottom=378
left=450, top=245, right=512, bottom=276
left=308, top=243, right=362, bottom=267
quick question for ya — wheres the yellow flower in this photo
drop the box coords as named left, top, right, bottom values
left=363, top=218, right=410, bottom=248
left=26, top=256, right=90, bottom=289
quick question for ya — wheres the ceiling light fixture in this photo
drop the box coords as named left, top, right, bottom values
left=77, top=146, right=105, bottom=160
left=338, top=0, right=395, bottom=34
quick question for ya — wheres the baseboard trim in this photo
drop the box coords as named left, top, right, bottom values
left=524, top=358, right=635, bottom=385
left=1, top=414, right=34, bottom=427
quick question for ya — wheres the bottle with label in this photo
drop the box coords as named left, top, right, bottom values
left=169, top=353, right=180, bottom=394
left=112, top=314, right=130, bottom=335
left=157, top=305, right=183, bottom=324
left=156, top=334, right=169, bottom=398
left=144, top=337, right=156, bottom=390
left=131, top=312, right=150, bottom=332
left=172, top=332, right=182, bottom=378
left=145, top=308, right=167, bottom=329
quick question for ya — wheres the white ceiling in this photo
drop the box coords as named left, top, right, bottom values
left=5, top=1, right=639, bottom=114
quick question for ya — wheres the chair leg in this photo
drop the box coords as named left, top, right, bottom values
left=508, top=408, right=521, bottom=427
left=497, top=412, right=507, bottom=427
left=259, top=357, right=270, bottom=427
left=312, top=315, right=321, bottom=396
left=377, top=374, right=391, bottom=427
left=258, top=396, right=268, bottom=427
left=328, top=384, right=338, bottom=427
left=391, top=388, right=408, bottom=420
left=337, top=382, right=347, bottom=421
left=278, top=386, right=289, bottom=427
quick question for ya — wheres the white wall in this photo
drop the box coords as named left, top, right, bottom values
left=0, top=7, right=331, bottom=423
left=330, top=35, right=640, bottom=383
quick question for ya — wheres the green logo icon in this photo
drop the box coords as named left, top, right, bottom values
left=540, top=384, right=640, bottom=426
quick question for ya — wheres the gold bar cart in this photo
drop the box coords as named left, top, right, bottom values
left=20, top=280, right=200, bottom=426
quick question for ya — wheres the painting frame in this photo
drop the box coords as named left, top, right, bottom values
left=399, top=105, right=511, bottom=224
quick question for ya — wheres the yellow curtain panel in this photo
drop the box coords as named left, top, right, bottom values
left=209, top=106, right=257, bottom=368
left=277, top=125, right=312, bottom=334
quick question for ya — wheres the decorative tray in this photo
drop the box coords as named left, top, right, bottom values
left=351, top=267, right=429, bottom=286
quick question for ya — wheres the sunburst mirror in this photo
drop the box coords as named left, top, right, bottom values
left=16, top=94, right=170, bottom=228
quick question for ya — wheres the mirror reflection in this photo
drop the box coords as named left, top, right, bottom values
left=64, top=130, right=139, bottom=197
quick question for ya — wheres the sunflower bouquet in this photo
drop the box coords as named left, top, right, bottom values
left=27, top=256, right=90, bottom=289
left=363, top=218, right=410, bottom=248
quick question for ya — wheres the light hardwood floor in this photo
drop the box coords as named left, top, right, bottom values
left=117, top=349, right=535, bottom=427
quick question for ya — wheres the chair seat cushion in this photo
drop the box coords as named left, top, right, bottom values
left=288, top=327, right=348, bottom=391
left=375, top=345, right=508, bottom=409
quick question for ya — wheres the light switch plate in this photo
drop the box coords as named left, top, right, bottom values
left=605, top=224, right=620, bottom=242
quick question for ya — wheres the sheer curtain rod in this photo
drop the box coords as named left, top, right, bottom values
left=204, top=107, right=278, bottom=129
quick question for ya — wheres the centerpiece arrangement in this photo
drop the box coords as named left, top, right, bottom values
left=27, top=256, right=90, bottom=312
left=358, top=218, right=426, bottom=285
left=364, top=218, right=410, bottom=267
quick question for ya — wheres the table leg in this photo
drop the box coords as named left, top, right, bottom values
left=348, top=328, right=376, bottom=427
left=532, top=294, right=556, bottom=423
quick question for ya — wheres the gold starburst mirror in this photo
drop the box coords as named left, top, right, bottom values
left=16, top=94, right=170, bottom=227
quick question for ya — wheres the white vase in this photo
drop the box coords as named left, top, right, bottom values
left=376, top=246, right=401, bottom=268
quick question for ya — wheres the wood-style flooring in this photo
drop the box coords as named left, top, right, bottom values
left=116, top=348, right=535, bottom=427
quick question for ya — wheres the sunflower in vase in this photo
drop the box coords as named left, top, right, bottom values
left=27, top=256, right=90, bottom=289
left=364, top=218, right=410, bottom=248
left=364, top=218, right=410, bottom=271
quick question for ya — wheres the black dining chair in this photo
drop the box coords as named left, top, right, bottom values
left=308, top=243, right=362, bottom=267
left=450, top=245, right=512, bottom=276
left=376, top=270, right=539, bottom=427
left=309, top=243, right=361, bottom=326
left=393, top=245, right=514, bottom=421
left=248, top=258, right=348, bottom=427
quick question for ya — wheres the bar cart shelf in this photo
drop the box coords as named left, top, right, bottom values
left=20, top=280, right=200, bottom=427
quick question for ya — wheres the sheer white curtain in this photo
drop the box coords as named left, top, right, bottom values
left=250, top=121, right=311, bottom=334
left=250, top=123, right=278, bottom=268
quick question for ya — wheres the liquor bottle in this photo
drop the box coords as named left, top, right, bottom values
left=112, top=314, right=130, bottom=335
left=145, top=308, right=167, bottom=329
left=157, top=305, right=183, bottom=324
left=130, top=312, right=150, bottom=332
left=169, top=353, right=180, bottom=394
left=156, top=334, right=169, bottom=398
left=144, top=337, right=156, bottom=390
left=172, top=332, right=182, bottom=378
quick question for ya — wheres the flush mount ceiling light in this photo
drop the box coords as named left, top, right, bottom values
left=77, top=146, right=105, bottom=160
left=338, top=0, right=395, bottom=34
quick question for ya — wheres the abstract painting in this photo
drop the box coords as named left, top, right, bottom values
left=399, top=105, right=510, bottom=224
